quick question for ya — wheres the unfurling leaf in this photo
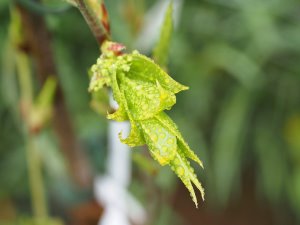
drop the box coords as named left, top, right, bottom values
left=89, top=41, right=204, bottom=206
left=153, top=1, right=174, bottom=67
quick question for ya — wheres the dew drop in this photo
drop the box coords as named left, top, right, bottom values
left=159, top=132, right=166, bottom=139
left=176, top=166, right=185, bottom=176
left=162, top=146, right=168, bottom=152
left=142, top=104, right=148, bottom=111
left=151, top=134, right=158, bottom=142
left=167, top=138, right=174, bottom=145
left=174, top=158, right=180, bottom=165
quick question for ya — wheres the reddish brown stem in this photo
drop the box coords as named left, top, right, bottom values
left=75, top=0, right=111, bottom=46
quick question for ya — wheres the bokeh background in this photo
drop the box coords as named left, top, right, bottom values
left=1, top=0, right=300, bottom=224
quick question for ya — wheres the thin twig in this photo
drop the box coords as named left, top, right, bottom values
left=75, top=0, right=111, bottom=46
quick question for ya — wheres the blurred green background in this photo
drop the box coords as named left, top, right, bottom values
left=1, top=0, right=300, bottom=224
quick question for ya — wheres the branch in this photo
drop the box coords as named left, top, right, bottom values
left=74, top=0, right=111, bottom=46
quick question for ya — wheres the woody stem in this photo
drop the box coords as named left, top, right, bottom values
left=75, top=0, right=111, bottom=46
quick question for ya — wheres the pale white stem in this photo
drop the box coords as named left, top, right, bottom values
left=95, top=93, right=146, bottom=225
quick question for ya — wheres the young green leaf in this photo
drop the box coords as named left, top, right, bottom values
left=89, top=41, right=204, bottom=206
left=152, top=1, right=173, bottom=67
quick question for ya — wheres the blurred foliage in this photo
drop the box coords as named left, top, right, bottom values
left=1, top=0, right=300, bottom=224
left=152, top=1, right=173, bottom=67
left=167, top=0, right=300, bottom=217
